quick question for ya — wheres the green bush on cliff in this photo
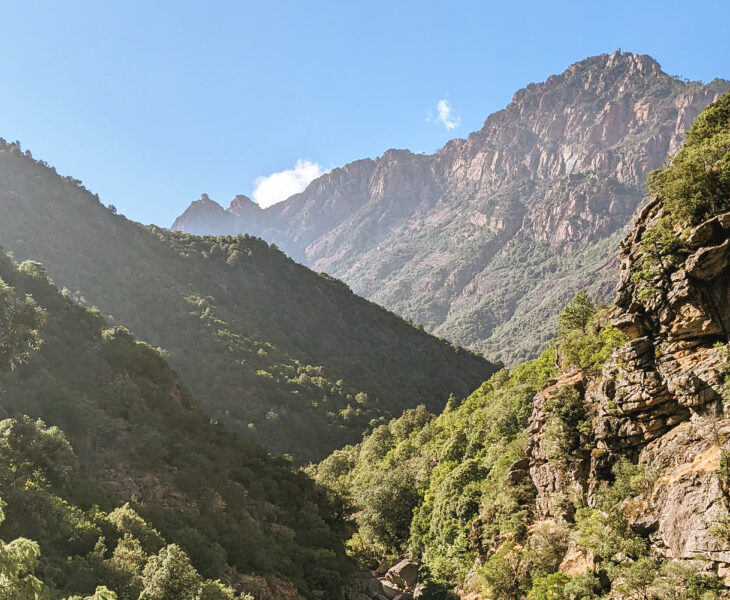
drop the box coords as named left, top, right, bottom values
left=556, top=292, right=626, bottom=374
left=543, top=387, right=589, bottom=462
left=648, top=90, right=730, bottom=224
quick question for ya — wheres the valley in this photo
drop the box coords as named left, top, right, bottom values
left=0, top=46, right=728, bottom=600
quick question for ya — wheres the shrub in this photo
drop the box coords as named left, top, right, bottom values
left=522, top=521, right=571, bottom=579
left=653, top=560, right=723, bottom=600
left=477, top=542, right=525, bottom=600
left=543, top=387, right=588, bottom=462
left=528, top=572, right=570, bottom=600
left=556, top=293, right=626, bottom=374
left=648, top=91, right=730, bottom=225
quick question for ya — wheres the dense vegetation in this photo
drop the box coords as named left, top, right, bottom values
left=648, top=90, right=730, bottom=225
left=1, top=58, right=728, bottom=600
left=632, top=90, right=730, bottom=297
left=312, top=292, right=709, bottom=599
left=0, top=254, right=350, bottom=598
left=0, top=142, right=495, bottom=461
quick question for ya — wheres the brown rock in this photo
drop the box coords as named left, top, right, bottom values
left=385, top=560, right=419, bottom=589
left=685, top=239, right=730, bottom=280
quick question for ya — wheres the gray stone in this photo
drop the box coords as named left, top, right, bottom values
left=385, top=560, right=419, bottom=589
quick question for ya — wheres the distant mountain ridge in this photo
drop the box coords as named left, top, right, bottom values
left=0, top=139, right=496, bottom=463
left=173, top=50, right=730, bottom=364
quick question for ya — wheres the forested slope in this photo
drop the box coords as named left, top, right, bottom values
left=0, top=142, right=495, bottom=461
left=0, top=253, right=350, bottom=599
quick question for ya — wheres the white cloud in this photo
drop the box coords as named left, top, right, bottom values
left=434, top=99, right=461, bottom=130
left=252, top=159, right=325, bottom=208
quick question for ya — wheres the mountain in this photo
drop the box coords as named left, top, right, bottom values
left=173, top=51, right=730, bottom=365
left=315, top=90, right=730, bottom=600
left=0, top=253, right=349, bottom=599
left=0, top=141, right=496, bottom=463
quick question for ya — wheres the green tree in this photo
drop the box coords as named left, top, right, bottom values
left=617, top=557, right=659, bottom=600
left=107, top=504, right=164, bottom=554
left=64, top=587, right=118, bottom=600
left=194, top=581, right=236, bottom=600
left=648, top=90, right=730, bottom=224
left=653, top=561, right=723, bottom=600
left=527, top=572, right=569, bottom=600
left=102, top=534, right=146, bottom=599
left=563, top=572, right=601, bottom=600
left=0, top=277, right=46, bottom=370
left=0, top=499, right=49, bottom=600
left=558, top=291, right=595, bottom=337
left=0, top=416, right=76, bottom=489
left=354, top=463, right=418, bottom=554
left=139, top=545, right=202, bottom=600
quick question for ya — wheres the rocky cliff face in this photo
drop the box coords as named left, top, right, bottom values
left=172, top=51, right=729, bottom=365
left=526, top=197, right=730, bottom=581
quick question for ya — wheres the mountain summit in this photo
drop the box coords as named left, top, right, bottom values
left=172, top=51, right=730, bottom=364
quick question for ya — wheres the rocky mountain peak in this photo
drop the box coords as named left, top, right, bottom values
left=227, top=194, right=264, bottom=228
left=509, top=49, right=661, bottom=107
left=170, top=52, right=729, bottom=365
left=228, top=194, right=258, bottom=214
left=171, top=193, right=232, bottom=235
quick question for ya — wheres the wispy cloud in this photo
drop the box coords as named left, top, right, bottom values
left=430, top=98, right=461, bottom=130
left=252, top=159, right=325, bottom=208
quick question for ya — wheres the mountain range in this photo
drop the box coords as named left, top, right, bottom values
left=172, top=50, right=730, bottom=365
left=0, top=49, right=729, bottom=600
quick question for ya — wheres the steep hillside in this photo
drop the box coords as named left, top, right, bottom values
left=0, top=254, right=350, bottom=599
left=0, top=141, right=495, bottom=462
left=173, top=51, right=729, bottom=365
left=314, top=92, right=730, bottom=600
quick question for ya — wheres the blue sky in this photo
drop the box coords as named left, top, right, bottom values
left=1, top=1, right=729, bottom=225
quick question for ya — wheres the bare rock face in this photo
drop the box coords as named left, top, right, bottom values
left=171, top=51, right=729, bottom=365
left=171, top=193, right=252, bottom=236
left=641, top=420, right=730, bottom=566
left=526, top=197, right=730, bottom=576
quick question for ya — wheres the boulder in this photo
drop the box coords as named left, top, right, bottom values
left=374, top=558, right=390, bottom=576
left=385, top=560, right=419, bottom=589
left=366, top=578, right=384, bottom=596
left=381, top=582, right=402, bottom=600
left=506, top=457, right=531, bottom=485
left=630, top=514, right=659, bottom=536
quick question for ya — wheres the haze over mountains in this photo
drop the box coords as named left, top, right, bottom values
left=0, top=139, right=495, bottom=463
left=173, top=51, right=730, bottom=364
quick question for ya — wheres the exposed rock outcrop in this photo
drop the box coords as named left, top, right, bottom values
left=526, top=197, right=730, bottom=579
left=237, top=574, right=305, bottom=600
